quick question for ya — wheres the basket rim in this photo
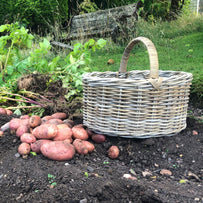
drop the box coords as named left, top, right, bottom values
left=82, top=70, right=193, bottom=84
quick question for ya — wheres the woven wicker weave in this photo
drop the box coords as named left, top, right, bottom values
left=82, top=37, right=193, bottom=138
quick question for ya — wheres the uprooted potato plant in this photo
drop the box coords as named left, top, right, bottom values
left=0, top=22, right=107, bottom=116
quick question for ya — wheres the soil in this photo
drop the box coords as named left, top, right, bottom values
left=0, top=74, right=202, bottom=203
left=0, top=111, right=202, bottom=203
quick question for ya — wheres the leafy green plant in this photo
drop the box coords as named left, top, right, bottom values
left=55, top=38, right=107, bottom=99
left=0, top=22, right=107, bottom=113
left=0, top=22, right=33, bottom=74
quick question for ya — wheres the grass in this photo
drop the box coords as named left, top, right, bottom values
left=90, top=13, right=203, bottom=102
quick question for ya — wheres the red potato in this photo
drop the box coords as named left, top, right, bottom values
left=82, top=140, right=95, bottom=153
left=9, top=118, right=22, bottom=131
left=51, top=112, right=67, bottom=120
left=21, top=118, right=30, bottom=126
left=29, top=115, right=41, bottom=128
left=16, top=125, right=30, bottom=137
left=20, top=133, right=36, bottom=144
left=53, top=124, right=73, bottom=141
left=31, top=140, right=52, bottom=153
left=91, top=134, right=106, bottom=143
left=32, top=124, right=58, bottom=139
left=72, top=126, right=89, bottom=140
left=63, top=138, right=73, bottom=144
left=42, top=118, right=63, bottom=125
left=0, top=108, right=7, bottom=115
left=41, top=116, right=53, bottom=123
left=20, top=115, right=30, bottom=120
left=41, top=141, right=75, bottom=161
left=18, top=143, right=31, bottom=155
left=73, top=139, right=89, bottom=155
left=5, top=109, right=13, bottom=115
left=108, top=146, right=119, bottom=159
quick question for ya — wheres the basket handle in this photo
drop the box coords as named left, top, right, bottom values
left=119, top=37, right=159, bottom=79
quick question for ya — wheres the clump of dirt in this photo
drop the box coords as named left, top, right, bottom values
left=17, top=73, right=83, bottom=118
left=0, top=111, right=202, bottom=203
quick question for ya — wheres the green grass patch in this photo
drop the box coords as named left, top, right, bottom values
left=90, top=14, right=203, bottom=103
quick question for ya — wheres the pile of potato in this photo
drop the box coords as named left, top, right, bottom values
left=0, top=109, right=119, bottom=161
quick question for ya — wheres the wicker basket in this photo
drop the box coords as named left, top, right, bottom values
left=82, top=37, right=193, bottom=138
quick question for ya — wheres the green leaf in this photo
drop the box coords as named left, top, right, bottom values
left=96, top=39, right=107, bottom=49
left=30, top=151, right=37, bottom=156
left=0, top=24, right=9, bottom=32
left=69, top=54, right=75, bottom=64
left=14, top=109, right=22, bottom=115
left=6, top=66, right=14, bottom=75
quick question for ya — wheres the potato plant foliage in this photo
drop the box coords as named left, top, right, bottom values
left=0, top=22, right=107, bottom=111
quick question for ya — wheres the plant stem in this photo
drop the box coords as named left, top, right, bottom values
left=4, top=40, right=14, bottom=69
left=6, top=105, right=42, bottom=109
left=0, top=96, right=45, bottom=107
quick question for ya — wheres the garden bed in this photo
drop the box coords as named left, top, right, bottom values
left=0, top=108, right=202, bottom=203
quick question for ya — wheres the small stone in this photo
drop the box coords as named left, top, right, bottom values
left=80, top=198, right=87, bottom=203
left=154, top=163, right=159, bottom=167
left=192, top=130, right=198, bottom=135
left=154, top=189, right=158, bottom=193
left=15, top=153, right=20, bottom=158
left=160, top=169, right=172, bottom=176
left=87, top=166, right=94, bottom=173
left=50, top=184, right=55, bottom=189
left=64, top=163, right=69, bottom=166
left=142, top=170, right=152, bottom=177
left=194, top=198, right=200, bottom=201
left=123, top=174, right=137, bottom=180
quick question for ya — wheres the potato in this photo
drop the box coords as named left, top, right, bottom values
left=63, top=138, right=73, bottom=144
left=29, top=115, right=41, bottom=128
left=108, top=146, right=119, bottom=159
left=42, top=118, right=63, bottom=125
left=20, top=133, right=36, bottom=144
left=32, top=124, right=58, bottom=139
left=5, top=109, right=13, bottom=115
left=41, top=116, right=53, bottom=123
left=73, top=139, right=88, bottom=155
left=0, top=108, right=7, bottom=115
left=82, top=140, right=95, bottom=153
left=21, top=118, right=30, bottom=126
left=18, top=143, right=31, bottom=155
left=30, top=140, right=52, bottom=153
left=53, top=124, right=73, bottom=141
left=16, top=125, right=30, bottom=137
left=91, top=134, right=106, bottom=143
left=63, top=119, right=74, bottom=128
left=51, top=112, right=67, bottom=120
left=20, top=115, right=30, bottom=120
left=9, top=118, right=22, bottom=131
left=72, top=126, right=89, bottom=140
left=41, top=141, right=75, bottom=161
